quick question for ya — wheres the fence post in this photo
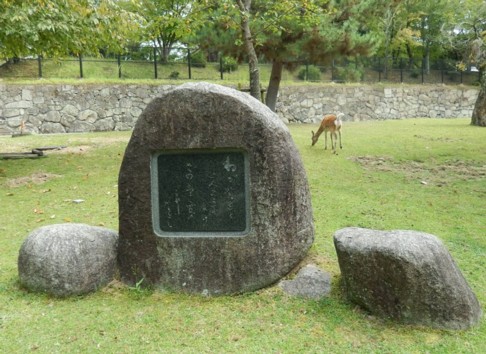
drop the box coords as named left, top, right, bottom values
left=37, top=56, right=43, bottom=78
left=441, top=60, right=444, bottom=83
left=79, top=54, right=84, bottom=78
left=118, top=54, right=122, bottom=79
left=421, top=58, right=424, bottom=84
left=187, top=48, right=192, bottom=79
left=153, top=47, right=158, bottom=79
left=220, top=56, right=224, bottom=80
left=378, top=58, right=381, bottom=82
left=400, top=58, right=403, bottom=83
left=305, top=62, right=309, bottom=81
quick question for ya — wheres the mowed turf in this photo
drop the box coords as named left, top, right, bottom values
left=0, top=118, right=484, bottom=353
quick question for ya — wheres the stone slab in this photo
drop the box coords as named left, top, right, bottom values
left=280, top=265, right=331, bottom=300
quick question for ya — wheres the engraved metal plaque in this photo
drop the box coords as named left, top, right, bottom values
left=152, top=149, right=249, bottom=236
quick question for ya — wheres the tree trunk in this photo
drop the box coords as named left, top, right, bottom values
left=406, top=44, right=414, bottom=69
left=154, top=39, right=166, bottom=63
left=237, top=0, right=260, bottom=100
left=266, top=60, right=284, bottom=112
left=162, top=45, right=171, bottom=63
left=423, top=45, right=430, bottom=75
left=471, top=69, right=486, bottom=127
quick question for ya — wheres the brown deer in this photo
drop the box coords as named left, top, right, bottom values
left=311, top=113, right=343, bottom=154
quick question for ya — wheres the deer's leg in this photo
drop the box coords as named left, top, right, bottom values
left=324, top=131, right=328, bottom=150
left=331, top=132, right=337, bottom=154
left=334, top=132, right=341, bottom=155
left=338, top=130, right=342, bottom=149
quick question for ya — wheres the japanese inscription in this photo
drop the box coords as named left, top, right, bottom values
left=152, top=150, right=249, bottom=235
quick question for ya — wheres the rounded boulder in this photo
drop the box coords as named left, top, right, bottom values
left=18, top=223, right=118, bottom=297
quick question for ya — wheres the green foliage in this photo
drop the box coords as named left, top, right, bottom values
left=189, top=51, right=207, bottom=68
left=0, top=0, right=141, bottom=58
left=125, top=46, right=154, bottom=61
left=193, top=0, right=385, bottom=109
left=297, top=65, right=322, bottom=81
left=169, top=70, right=180, bottom=79
left=334, top=66, right=364, bottom=82
left=196, top=0, right=381, bottom=64
left=409, top=69, right=421, bottom=79
left=220, top=57, right=238, bottom=73
left=120, top=0, right=206, bottom=62
left=455, top=0, right=486, bottom=70
left=0, top=119, right=484, bottom=352
left=376, top=0, right=467, bottom=64
left=127, top=278, right=154, bottom=299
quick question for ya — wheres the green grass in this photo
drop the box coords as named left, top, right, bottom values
left=0, top=119, right=485, bottom=353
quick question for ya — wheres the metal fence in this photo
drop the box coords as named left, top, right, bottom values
left=0, top=47, right=481, bottom=86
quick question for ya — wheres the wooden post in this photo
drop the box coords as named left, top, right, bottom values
left=153, top=47, right=158, bottom=79
left=37, top=56, right=42, bottom=78
left=79, top=54, right=84, bottom=78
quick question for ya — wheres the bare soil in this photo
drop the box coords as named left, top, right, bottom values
left=50, top=145, right=92, bottom=154
left=350, top=155, right=486, bottom=186
left=6, top=172, right=62, bottom=188
left=0, top=134, right=129, bottom=153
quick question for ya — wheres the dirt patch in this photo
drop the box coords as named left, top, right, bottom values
left=413, top=134, right=460, bottom=143
left=350, top=155, right=486, bottom=185
left=0, top=133, right=129, bottom=154
left=350, top=156, right=394, bottom=169
left=6, top=172, right=62, bottom=188
left=71, top=135, right=130, bottom=146
left=50, top=145, right=92, bottom=154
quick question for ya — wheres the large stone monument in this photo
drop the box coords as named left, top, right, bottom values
left=118, top=83, right=314, bottom=295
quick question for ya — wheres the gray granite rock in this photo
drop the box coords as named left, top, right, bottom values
left=18, top=223, right=118, bottom=297
left=280, top=265, right=331, bottom=300
left=334, top=227, right=482, bottom=330
left=118, top=82, right=314, bottom=295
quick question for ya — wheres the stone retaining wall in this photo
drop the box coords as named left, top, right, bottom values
left=0, top=83, right=479, bottom=134
left=276, top=85, right=479, bottom=123
left=0, top=84, right=174, bottom=134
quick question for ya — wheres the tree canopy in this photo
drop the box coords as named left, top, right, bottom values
left=193, top=0, right=384, bottom=110
left=118, top=0, right=206, bottom=62
left=0, top=0, right=481, bottom=69
left=1, top=0, right=485, bottom=123
left=0, top=0, right=140, bottom=58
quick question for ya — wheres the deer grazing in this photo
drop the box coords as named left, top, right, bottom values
left=311, top=113, right=343, bottom=154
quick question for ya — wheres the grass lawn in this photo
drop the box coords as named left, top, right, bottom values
left=0, top=118, right=484, bottom=353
